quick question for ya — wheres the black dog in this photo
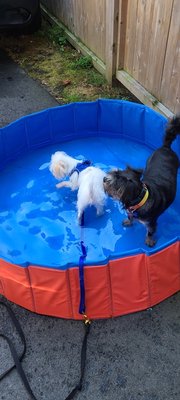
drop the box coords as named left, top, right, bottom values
left=103, top=115, right=180, bottom=247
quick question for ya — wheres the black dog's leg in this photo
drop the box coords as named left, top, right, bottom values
left=122, top=213, right=133, bottom=227
left=145, top=220, right=157, bottom=247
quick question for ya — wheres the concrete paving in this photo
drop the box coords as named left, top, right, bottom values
left=0, top=49, right=57, bottom=127
left=0, top=49, right=180, bottom=400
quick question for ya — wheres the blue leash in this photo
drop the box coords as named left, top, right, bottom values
left=79, top=240, right=87, bottom=314
left=78, top=212, right=88, bottom=315
left=63, top=212, right=91, bottom=400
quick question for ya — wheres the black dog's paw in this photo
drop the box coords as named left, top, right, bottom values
left=122, top=219, right=133, bottom=227
left=145, top=237, right=156, bottom=247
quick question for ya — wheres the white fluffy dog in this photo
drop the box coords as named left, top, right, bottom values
left=49, top=151, right=107, bottom=223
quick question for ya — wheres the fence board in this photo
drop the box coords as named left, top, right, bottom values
left=124, top=0, right=138, bottom=74
left=144, top=0, right=173, bottom=97
left=131, top=0, right=154, bottom=85
left=105, top=0, right=119, bottom=81
left=117, top=0, right=179, bottom=114
left=123, top=0, right=173, bottom=97
left=117, top=0, right=128, bottom=70
left=160, top=0, right=180, bottom=114
left=42, top=0, right=106, bottom=62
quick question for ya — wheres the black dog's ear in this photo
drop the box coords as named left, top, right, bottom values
left=126, top=165, right=143, bottom=178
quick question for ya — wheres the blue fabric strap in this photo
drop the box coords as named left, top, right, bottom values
left=69, top=160, right=91, bottom=177
left=79, top=240, right=87, bottom=315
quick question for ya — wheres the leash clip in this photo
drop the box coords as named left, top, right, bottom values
left=82, top=313, right=91, bottom=325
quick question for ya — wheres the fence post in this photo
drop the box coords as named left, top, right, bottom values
left=105, top=0, right=119, bottom=84
left=116, top=0, right=128, bottom=71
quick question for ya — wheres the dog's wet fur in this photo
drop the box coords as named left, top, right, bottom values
left=103, top=115, right=180, bottom=247
left=49, top=151, right=106, bottom=224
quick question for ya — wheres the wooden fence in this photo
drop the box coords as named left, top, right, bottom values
left=41, top=0, right=180, bottom=116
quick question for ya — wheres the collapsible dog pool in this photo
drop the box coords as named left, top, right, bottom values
left=0, top=100, right=179, bottom=319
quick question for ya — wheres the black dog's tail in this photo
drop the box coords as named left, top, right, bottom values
left=164, top=114, right=180, bottom=147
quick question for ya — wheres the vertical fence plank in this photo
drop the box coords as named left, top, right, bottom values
left=42, top=0, right=106, bottom=63
left=123, top=0, right=138, bottom=75
left=116, top=0, right=128, bottom=70
left=144, top=0, right=173, bottom=97
left=160, top=0, right=180, bottom=114
left=130, top=0, right=155, bottom=86
left=105, top=0, right=119, bottom=83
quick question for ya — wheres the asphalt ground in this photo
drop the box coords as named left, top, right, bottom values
left=0, top=48, right=180, bottom=400
left=0, top=48, right=57, bottom=127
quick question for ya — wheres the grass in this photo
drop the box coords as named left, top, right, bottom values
left=70, top=55, right=93, bottom=70
left=0, top=19, right=135, bottom=104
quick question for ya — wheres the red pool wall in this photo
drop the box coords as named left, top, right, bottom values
left=0, top=241, right=179, bottom=320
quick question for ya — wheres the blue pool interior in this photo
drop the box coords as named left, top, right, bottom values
left=0, top=100, right=179, bottom=268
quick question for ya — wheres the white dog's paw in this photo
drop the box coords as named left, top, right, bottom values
left=77, top=211, right=84, bottom=225
left=77, top=215, right=82, bottom=225
left=96, top=207, right=104, bottom=216
left=56, top=182, right=64, bottom=189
